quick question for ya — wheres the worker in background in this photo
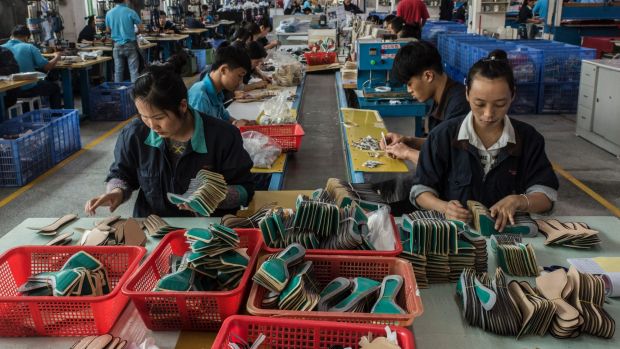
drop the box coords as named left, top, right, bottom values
left=85, top=63, right=254, bottom=217
left=105, top=0, right=142, bottom=82
left=232, top=41, right=271, bottom=95
left=201, top=5, right=215, bottom=24
left=439, top=0, right=454, bottom=20
left=518, top=0, right=542, bottom=39
left=383, top=14, right=396, bottom=28
left=343, top=0, right=363, bottom=14
left=157, top=11, right=176, bottom=33
left=453, top=2, right=467, bottom=23
left=398, top=23, right=422, bottom=40
left=1, top=25, right=63, bottom=109
left=397, top=0, right=430, bottom=26
left=532, top=0, right=548, bottom=24
left=78, top=16, right=97, bottom=43
left=412, top=50, right=558, bottom=231
left=381, top=41, right=470, bottom=165
left=185, top=11, right=205, bottom=29
left=188, top=44, right=256, bottom=126
left=257, top=17, right=280, bottom=50
left=388, top=16, right=405, bottom=36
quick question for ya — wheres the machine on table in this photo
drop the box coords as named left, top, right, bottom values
left=27, top=0, right=64, bottom=45
left=355, top=40, right=427, bottom=136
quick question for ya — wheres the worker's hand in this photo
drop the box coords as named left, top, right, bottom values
left=261, top=75, right=272, bottom=83
left=380, top=132, right=405, bottom=150
left=234, top=90, right=250, bottom=99
left=254, top=80, right=269, bottom=89
left=443, top=200, right=471, bottom=223
left=490, top=195, right=524, bottom=232
left=385, top=142, right=415, bottom=161
left=53, top=51, right=62, bottom=59
left=84, top=189, right=124, bottom=216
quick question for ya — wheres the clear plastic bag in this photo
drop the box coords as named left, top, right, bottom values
left=241, top=131, right=282, bottom=169
left=269, top=51, right=303, bottom=87
left=259, top=91, right=295, bottom=125
left=366, top=205, right=396, bottom=251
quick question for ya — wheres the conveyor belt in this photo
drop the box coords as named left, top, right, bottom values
left=282, top=73, right=347, bottom=189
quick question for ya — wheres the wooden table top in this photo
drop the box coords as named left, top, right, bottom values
left=0, top=79, right=38, bottom=93
left=142, top=34, right=189, bottom=41
left=181, top=28, right=208, bottom=34
left=47, top=56, right=113, bottom=69
left=78, top=42, right=158, bottom=51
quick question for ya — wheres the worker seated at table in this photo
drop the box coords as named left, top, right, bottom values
left=188, top=43, right=256, bottom=127
left=184, top=11, right=205, bottom=29
left=85, top=63, right=255, bottom=218
left=518, top=0, right=542, bottom=39
left=233, top=41, right=271, bottom=97
left=157, top=11, right=176, bottom=34
left=78, top=16, right=97, bottom=44
left=343, top=0, right=363, bottom=14
left=388, top=16, right=405, bottom=36
left=201, top=5, right=215, bottom=24
left=256, top=17, right=280, bottom=50
left=231, top=27, right=253, bottom=45
left=380, top=41, right=470, bottom=165
left=106, top=0, right=143, bottom=82
left=1, top=25, right=63, bottom=109
left=412, top=50, right=559, bottom=232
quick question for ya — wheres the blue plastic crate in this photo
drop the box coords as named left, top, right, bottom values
left=18, top=109, right=82, bottom=164
left=538, top=82, right=579, bottom=114
left=468, top=44, right=542, bottom=84
left=88, top=82, right=137, bottom=121
left=437, top=32, right=478, bottom=64
left=192, top=49, right=208, bottom=73
left=510, top=83, right=539, bottom=115
left=450, top=36, right=497, bottom=71
left=517, top=41, right=596, bottom=83
left=0, top=118, right=53, bottom=187
left=422, top=21, right=467, bottom=44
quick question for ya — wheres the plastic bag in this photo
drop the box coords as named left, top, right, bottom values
left=366, top=205, right=396, bottom=251
left=259, top=91, right=295, bottom=125
left=269, top=51, right=303, bottom=87
left=242, top=131, right=282, bottom=168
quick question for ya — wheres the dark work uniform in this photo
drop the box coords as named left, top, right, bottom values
left=106, top=110, right=255, bottom=217
left=344, top=2, right=363, bottom=14
left=415, top=116, right=559, bottom=208
left=427, top=78, right=470, bottom=132
left=158, top=20, right=177, bottom=31
left=518, top=5, right=533, bottom=23
left=257, top=37, right=269, bottom=48
left=78, top=25, right=96, bottom=43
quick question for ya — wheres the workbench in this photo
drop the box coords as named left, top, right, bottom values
left=0, top=214, right=617, bottom=348
left=77, top=43, right=157, bottom=64
left=48, top=56, right=113, bottom=119
left=0, top=79, right=39, bottom=122
left=141, top=34, right=189, bottom=60
left=226, top=76, right=306, bottom=190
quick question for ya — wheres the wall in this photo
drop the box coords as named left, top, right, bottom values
left=59, top=0, right=87, bottom=42
left=0, top=0, right=28, bottom=39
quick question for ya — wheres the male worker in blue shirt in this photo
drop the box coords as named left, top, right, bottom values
left=532, top=0, right=548, bottom=24
left=105, top=0, right=142, bottom=82
left=1, top=25, right=63, bottom=109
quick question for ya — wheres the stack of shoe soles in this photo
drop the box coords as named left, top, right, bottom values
left=143, top=214, right=182, bottom=237
left=18, top=251, right=110, bottom=297
left=167, top=169, right=228, bottom=217
left=71, top=334, right=127, bottom=349
left=399, top=211, right=487, bottom=288
left=467, top=200, right=538, bottom=237
left=324, top=178, right=387, bottom=211
left=258, top=196, right=374, bottom=250
left=154, top=225, right=249, bottom=292
left=76, top=216, right=146, bottom=247
left=457, top=268, right=522, bottom=336
left=491, top=234, right=539, bottom=277
left=317, top=275, right=407, bottom=315
left=457, top=267, right=615, bottom=339
left=536, top=219, right=601, bottom=248
left=29, top=214, right=78, bottom=245
left=221, top=203, right=277, bottom=229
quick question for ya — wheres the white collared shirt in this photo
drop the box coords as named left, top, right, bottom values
left=457, top=111, right=516, bottom=175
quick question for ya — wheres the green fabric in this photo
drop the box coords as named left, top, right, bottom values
left=144, top=110, right=208, bottom=154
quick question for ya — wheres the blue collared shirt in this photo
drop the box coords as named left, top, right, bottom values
left=188, top=74, right=231, bottom=121
left=532, top=0, right=548, bottom=23
left=105, top=3, right=141, bottom=45
left=1, top=39, right=49, bottom=89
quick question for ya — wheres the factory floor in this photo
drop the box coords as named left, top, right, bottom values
left=1, top=73, right=619, bottom=236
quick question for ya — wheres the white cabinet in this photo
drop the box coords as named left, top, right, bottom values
left=575, top=60, right=620, bottom=157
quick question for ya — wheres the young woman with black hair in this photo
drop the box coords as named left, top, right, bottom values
left=412, top=50, right=559, bottom=232
left=84, top=63, right=255, bottom=218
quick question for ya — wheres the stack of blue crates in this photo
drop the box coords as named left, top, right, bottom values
left=517, top=41, right=596, bottom=114
left=88, top=82, right=137, bottom=121
left=422, top=21, right=467, bottom=45
left=0, top=109, right=81, bottom=187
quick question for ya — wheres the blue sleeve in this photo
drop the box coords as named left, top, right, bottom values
left=31, top=46, right=49, bottom=69
left=415, top=129, right=449, bottom=195
left=188, top=86, right=210, bottom=115
left=131, top=10, right=142, bottom=25
left=532, top=2, right=541, bottom=15
left=222, top=108, right=231, bottom=121
left=105, top=12, right=110, bottom=27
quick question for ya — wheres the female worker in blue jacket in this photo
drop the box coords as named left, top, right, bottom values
left=411, top=50, right=559, bottom=232
left=85, top=64, right=255, bottom=217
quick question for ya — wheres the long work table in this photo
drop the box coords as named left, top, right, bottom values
left=0, top=213, right=617, bottom=348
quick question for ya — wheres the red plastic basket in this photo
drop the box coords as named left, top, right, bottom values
left=247, top=254, right=423, bottom=326
left=212, top=315, right=416, bottom=349
left=238, top=123, right=305, bottom=152
left=0, top=245, right=146, bottom=337
left=304, top=52, right=337, bottom=66
left=263, top=215, right=402, bottom=256
left=122, top=229, right=263, bottom=331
